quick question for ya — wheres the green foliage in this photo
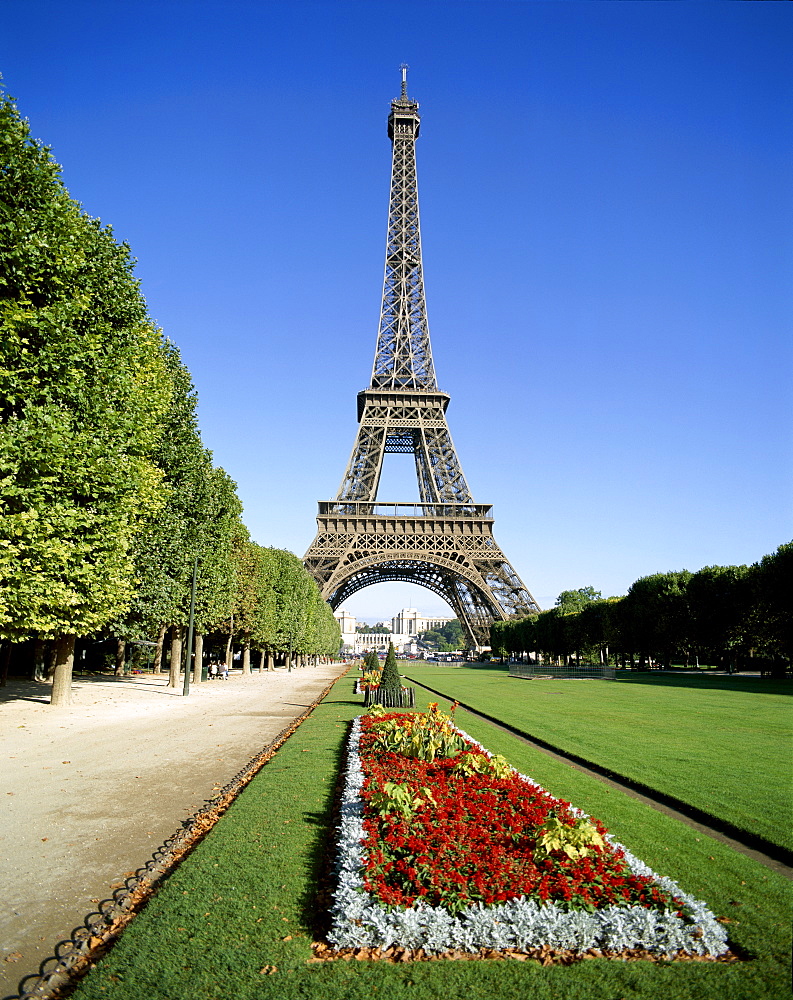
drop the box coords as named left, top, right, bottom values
left=0, top=89, right=170, bottom=641
left=107, top=341, right=243, bottom=642
left=370, top=702, right=464, bottom=761
left=0, top=88, right=339, bottom=674
left=536, top=815, right=605, bottom=861
left=744, top=542, right=793, bottom=663
left=451, top=750, right=512, bottom=780
left=420, top=618, right=464, bottom=651
left=369, top=781, right=436, bottom=820
left=240, top=547, right=339, bottom=658
left=555, top=587, right=602, bottom=615
left=493, top=544, right=792, bottom=671
left=378, top=641, right=401, bottom=692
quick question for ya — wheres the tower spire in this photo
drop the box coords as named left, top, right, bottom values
left=400, top=63, right=409, bottom=100
left=373, top=64, right=433, bottom=390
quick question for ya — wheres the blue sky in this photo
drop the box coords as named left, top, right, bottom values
left=2, top=1, right=791, bottom=621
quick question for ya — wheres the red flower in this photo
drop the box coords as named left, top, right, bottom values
left=354, top=714, right=682, bottom=915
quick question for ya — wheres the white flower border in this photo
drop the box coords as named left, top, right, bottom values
left=328, top=716, right=729, bottom=957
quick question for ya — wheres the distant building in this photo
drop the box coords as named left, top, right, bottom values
left=335, top=606, right=452, bottom=656
left=391, top=608, right=455, bottom=636
left=334, top=608, right=357, bottom=638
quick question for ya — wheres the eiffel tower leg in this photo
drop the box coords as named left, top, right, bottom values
left=418, top=424, right=472, bottom=504
left=469, top=557, right=541, bottom=621
left=336, top=424, right=386, bottom=503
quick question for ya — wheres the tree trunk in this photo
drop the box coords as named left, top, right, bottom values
left=115, top=638, right=126, bottom=677
left=47, top=641, right=58, bottom=678
left=267, top=650, right=274, bottom=672
left=0, top=641, right=10, bottom=688
left=225, top=628, right=233, bottom=672
left=33, top=637, right=49, bottom=682
left=193, top=633, right=204, bottom=683
left=51, top=634, right=75, bottom=706
left=242, top=640, right=251, bottom=676
left=258, top=648, right=265, bottom=673
left=152, top=623, right=167, bottom=674
left=169, top=627, right=183, bottom=688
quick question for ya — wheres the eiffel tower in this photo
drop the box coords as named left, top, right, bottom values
left=304, top=68, right=540, bottom=649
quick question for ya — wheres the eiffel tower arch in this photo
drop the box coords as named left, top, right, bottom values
left=304, top=68, right=540, bottom=649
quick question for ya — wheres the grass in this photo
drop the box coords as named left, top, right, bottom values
left=70, top=676, right=792, bottom=1000
left=401, top=663, right=793, bottom=852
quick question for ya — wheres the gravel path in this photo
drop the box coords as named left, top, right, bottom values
left=0, top=663, right=348, bottom=999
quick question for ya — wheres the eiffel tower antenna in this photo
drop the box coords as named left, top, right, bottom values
left=304, top=70, right=540, bottom=649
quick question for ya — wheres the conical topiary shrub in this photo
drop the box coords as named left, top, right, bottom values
left=379, top=642, right=401, bottom=695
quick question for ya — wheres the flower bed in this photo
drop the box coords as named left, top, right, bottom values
left=329, top=708, right=729, bottom=958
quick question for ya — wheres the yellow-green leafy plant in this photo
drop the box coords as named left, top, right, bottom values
left=536, top=815, right=605, bottom=860
left=369, top=781, right=436, bottom=820
left=370, top=703, right=463, bottom=762
left=452, top=751, right=513, bottom=780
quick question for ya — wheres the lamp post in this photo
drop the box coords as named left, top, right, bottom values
left=182, top=557, right=199, bottom=697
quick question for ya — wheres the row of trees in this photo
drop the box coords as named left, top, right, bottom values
left=355, top=622, right=391, bottom=634
left=491, top=544, right=792, bottom=675
left=419, top=619, right=463, bottom=652
left=0, top=89, right=339, bottom=702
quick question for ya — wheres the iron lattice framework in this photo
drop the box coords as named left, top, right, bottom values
left=304, top=69, right=540, bottom=648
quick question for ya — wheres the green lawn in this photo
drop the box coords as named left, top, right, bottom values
left=72, top=677, right=791, bottom=1000
left=402, top=664, right=793, bottom=852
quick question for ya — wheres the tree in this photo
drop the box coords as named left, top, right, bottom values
left=489, top=620, right=510, bottom=661
left=0, top=89, right=171, bottom=703
left=555, top=587, right=602, bottom=615
left=356, top=622, right=390, bottom=634
left=687, top=564, right=750, bottom=668
left=621, top=571, right=693, bottom=668
left=103, top=342, right=241, bottom=689
left=379, top=642, right=401, bottom=694
left=744, top=542, right=793, bottom=672
left=420, top=619, right=463, bottom=651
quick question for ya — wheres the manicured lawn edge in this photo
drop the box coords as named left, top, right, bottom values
left=68, top=678, right=792, bottom=1000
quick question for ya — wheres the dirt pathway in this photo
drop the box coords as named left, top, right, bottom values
left=0, top=663, right=348, bottom=999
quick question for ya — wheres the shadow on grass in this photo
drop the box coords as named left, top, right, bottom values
left=614, top=672, right=792, bottom=696
left=296, top=724, right=351, bottom=942
left=410, top=663, right=791, bottom=696
left=408, top=662, right=509, bottom=675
